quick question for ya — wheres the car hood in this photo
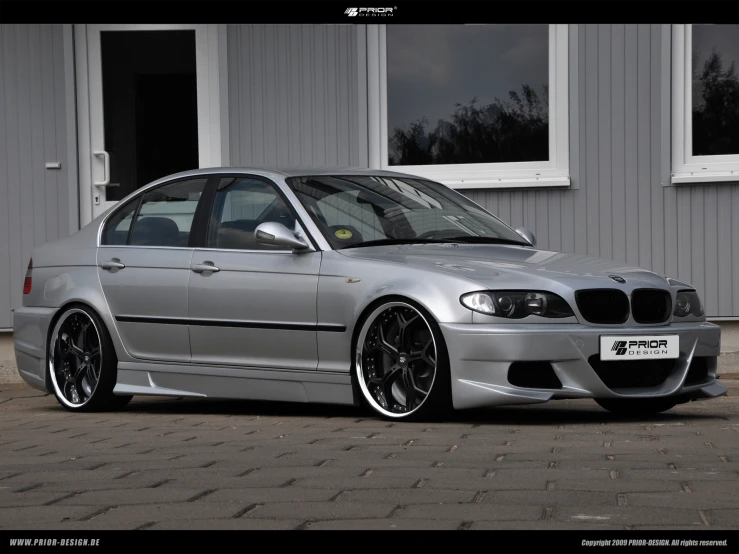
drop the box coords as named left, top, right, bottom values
left=338, top=243, right=671, bottom=292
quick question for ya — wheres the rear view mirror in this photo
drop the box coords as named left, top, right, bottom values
left=254, top=222, right=310, bottom=251
left=515, top=227, right=537, bottom=247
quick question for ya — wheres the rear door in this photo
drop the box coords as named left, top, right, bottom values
left=98, top=177, right=210, bottom=362
left=187, top=175, right=322, bottom=370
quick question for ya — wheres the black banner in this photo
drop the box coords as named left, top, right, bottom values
left=1, top=530, right=738, bottom=554
left=1, top=0, right=739, bottom=24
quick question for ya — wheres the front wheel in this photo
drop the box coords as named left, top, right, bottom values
left=354, top=299, right=451, bottom=421
left=595, top=397, right=678, bottom=415
left=48, top=304, right=132, bottom=412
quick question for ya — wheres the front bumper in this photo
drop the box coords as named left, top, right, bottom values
left=440, top=321, right=726, bottom=410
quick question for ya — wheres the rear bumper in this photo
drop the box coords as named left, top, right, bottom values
left=13, top=306, right=57, bottom=393
left=440, top=321, right=725, bottom=410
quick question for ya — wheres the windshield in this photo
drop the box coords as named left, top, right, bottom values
left=285, top=175, right=529, bottom=249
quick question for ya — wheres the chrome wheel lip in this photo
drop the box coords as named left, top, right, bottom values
left=356, top=301, right=437, bottom=419
left=48, top=308, right=102, bottom=409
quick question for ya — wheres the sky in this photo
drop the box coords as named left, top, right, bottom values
left=386, top=24, right=550, bottom=134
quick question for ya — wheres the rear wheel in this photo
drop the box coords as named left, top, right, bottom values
left=354, top=299, right=451, bottom=421
left=48, top=305, right=132, bottom=412
left=595, top=397, right=678, bottom=415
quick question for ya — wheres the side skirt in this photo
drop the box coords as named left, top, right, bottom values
left=113, top=361, right=354, bottom=405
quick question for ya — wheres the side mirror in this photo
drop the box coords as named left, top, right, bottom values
left=515, top=227, right=537, bottom=247
left=254, top=222, right=310, bottom=251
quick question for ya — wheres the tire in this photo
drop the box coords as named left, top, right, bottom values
left=354, top=298, right=452, bottom=421
left=48, top=304, right=132, bottom=412
left=595, top=397, right=678, bottom=416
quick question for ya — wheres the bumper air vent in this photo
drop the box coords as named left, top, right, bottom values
left=588, top=355, right=675, bottom=389
left=508, top=362, right=563, bottom=389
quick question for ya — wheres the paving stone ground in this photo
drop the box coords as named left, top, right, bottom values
left=1, top=380, right=737, bottom=530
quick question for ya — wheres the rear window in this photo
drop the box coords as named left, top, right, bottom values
left=101, top=178, right=208, bottom=247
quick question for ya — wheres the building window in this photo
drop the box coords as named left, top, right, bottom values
left=672, top=24, right=739, bottom=184
left=367, top=24, right=570, bottom=190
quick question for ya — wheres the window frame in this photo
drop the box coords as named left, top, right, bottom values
left=367, top=24, right=570, bottom=190
left=198, top=173, right=319, bottom=253
left=672, top=24, right=739, bottom=184
left=99, top=175, right=212, bottom=248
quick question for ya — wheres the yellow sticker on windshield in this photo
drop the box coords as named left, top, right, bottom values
left=335, top=229, right=353, bottom=239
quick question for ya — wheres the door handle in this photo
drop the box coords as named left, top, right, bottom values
left=101, top=259, right=125, bottom=270
left=92, top=151, right=111, bottom=186
left=190, top=262, right=220, bottom=273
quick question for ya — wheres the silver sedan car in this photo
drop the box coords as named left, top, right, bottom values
left=13, top=168, right=725, bottom=420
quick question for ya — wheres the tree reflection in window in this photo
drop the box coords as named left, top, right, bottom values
left=692, top=25, right=739, bottom=156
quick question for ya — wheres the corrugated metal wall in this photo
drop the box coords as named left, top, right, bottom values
left=227, top=24, right=367, bottom=168
left=462, top=24, right=739, bottom=318
left=226, top=24, right=739, bottom=318
left=0, top=24, right=77, bottom=329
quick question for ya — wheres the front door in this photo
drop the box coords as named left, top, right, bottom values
left=188, top=175, right=322, bottom=370
left=75, top=24, right=224, bottom=226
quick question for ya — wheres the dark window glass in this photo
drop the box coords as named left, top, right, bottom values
left=692, top=25, right=739, bottom=156
left=386, top=25, right=549, bottom=166
left=128, top=178, right=207, bottom=247
left=287, top=175, right=528, bottom=250
left=207, top=177, right=297, bottom=251
left=102, top=197, right=139, bottom=245
left=101, top=31, right=198, bottom=201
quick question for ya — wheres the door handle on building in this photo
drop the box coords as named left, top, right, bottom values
left=190, top=262, right=220, bottom=273
left=92, top=151, right=111, bottom=186
left=100, top=259, right=125, bottom=271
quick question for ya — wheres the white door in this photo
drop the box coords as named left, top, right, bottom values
left=75, top=24, right=225, bottom=226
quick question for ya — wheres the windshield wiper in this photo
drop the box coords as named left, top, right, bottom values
left=341, top=238, right=451, bottom=249
left=440, top=236, right=530, bottom=246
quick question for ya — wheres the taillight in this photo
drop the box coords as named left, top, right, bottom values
left=23, top=258, right=32, bottom=295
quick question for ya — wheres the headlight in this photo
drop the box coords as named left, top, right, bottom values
left=673, top=290, right=704, bottom=317
left=460, top=291, right=574, bottom=319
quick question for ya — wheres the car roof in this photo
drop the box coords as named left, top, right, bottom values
left=148, top=166, right=425, bottom=182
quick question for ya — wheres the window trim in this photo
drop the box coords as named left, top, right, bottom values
left=672, top=24, right=739, bottom=185
left=99, top=175, right=213, bottom=248
left=200, top=173, right=320, bottom=252
left=367, top=24, right=570, bottom=190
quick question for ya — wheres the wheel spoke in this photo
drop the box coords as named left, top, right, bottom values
left=383, top=366, right=402, bottom=387
left=81, top=321, right=92, bottom=351
left=72, top=362, right=87, bottom=386
left=86, top=363, right=99, bottom=389
left=408, top=369, right=430, bottom=396
left=68, top=342, right=85, bottom=360
left=408, top=338, right=435, bottom=367
left=377, top=323, right=398, bottom=357
left=402, top=371, right=416, bottom=408
left=395, top=310, right=419, bottom=348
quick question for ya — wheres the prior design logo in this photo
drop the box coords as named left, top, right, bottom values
left=345, top=7, right=396, bottom=16
left=611, top=341, right=628, bottom=356
left=612, top=339, right=669, bottom=356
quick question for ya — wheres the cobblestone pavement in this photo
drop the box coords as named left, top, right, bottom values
left=1, top=381, right=737, bottom=531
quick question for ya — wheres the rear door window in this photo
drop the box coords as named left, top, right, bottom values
left=128, top=178, right=208, bottom=247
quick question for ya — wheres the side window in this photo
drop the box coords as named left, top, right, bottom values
left=315, top=192, right=386, bottom=242
left=102, top=197, right=139, bottom=245
left=207, top=177, right=297, bottom=251
left=129, top=178, right=208, bottom=247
